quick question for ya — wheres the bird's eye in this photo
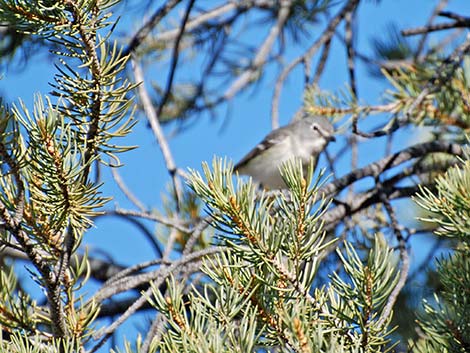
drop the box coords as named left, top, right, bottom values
left=310, top=124, right=318, bottom=131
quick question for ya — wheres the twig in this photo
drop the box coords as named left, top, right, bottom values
left=345, top=7, right=357, bottom=98
left=183, top=217, right=210, bottom=256
left=223, top=0, right=291, bottom=102
left=322, top=157, right=460, bottom=237
left=156, top=0, right=196, bottom=210
left=141, top=315, right=162, bottom=353
left=324, top=185, right=420, bottom=233
left=123, top=0, right=181, bottom=55
left=152, top=1, right=283, bottom=42
left=132, top=59, right=184, bottom=210
left=111, top=167, right=147, bottom=212
left=162, top=228, right=179, bottom=260
left=153, top=1, right=242, bottom=42
left=96, top=296, right=153, bottom=318
left=312, top=37, right=333, bottom=86
left=156, top=0, right=196, bottom=121
left=92, top=247, right=223, bottom=303
left=414, top=0, right=449, bottom=60
left=402, top=16, right=470, bottom=36
left=439, top=11, right=470, bottom=22
left=271, top=0, right=360, bottom=124
left=98, top=211, right=163, bottom=258
left=110, top=208, right=190, bottom=233
left=319, top=141, right=463, bottom=199
left=376, top=197, right=409, bottom=328
left=345, top=7, right=358, bottom=198
left=88, top=247, right=224, bottom=352
left=89, top=286, right=154, bottom=353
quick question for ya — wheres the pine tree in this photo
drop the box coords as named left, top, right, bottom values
left=0, top=1, right=469, bottom=352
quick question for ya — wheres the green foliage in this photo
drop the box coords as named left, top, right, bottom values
left=413, top=250, right=470, bottom=352
left=12, top=97, right=108, bottom=239
left=412, top=149, right=470, bottom=352
left=304, top=55, right=470, bottom=146
left=1, top=1, right=469, bottom=352
left=144, top=159, right=400, bottom=352
left=0, top=267, right=40, bottom=335
left=0, top=0, right=135, bottom=346
left=328, top=238, right=399, bottom=351
left=371, top=25, right=414, bottom=63
left=0, top=0, right=137, bottom=167
left=0, top=331, right=81, bottom=353
left=415, top=151, right=470, bottom=240
left=284, top=0, right=333, bottom=42
left=382, top=56, right=470, bottom=134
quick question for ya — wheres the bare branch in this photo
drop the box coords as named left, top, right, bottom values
left=92, top=247, right=223, bottom=303
left=376, top=184, right=409, bottom=328
left=98, top=211, right=163, bottom=258
left=88, top=247, right=224, bottom=353
left=320, top=141, right=463, bottom=199
left=111, top=167, right=147, bottom=212
left=132, top=59, right=184, bottom=209
left=223, top=0, right=292, bottom=102
left=124, top=0, right=182, bottom=55
left=414, top=0, right=449, bottom=59
left=271, top=0, right=360, bottom=125
left=109, top=208, right=191, bottom=233
left=402, top=12, right=470, bottom=36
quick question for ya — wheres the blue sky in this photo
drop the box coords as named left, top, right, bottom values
left=1, top=0, right=469, bottom=351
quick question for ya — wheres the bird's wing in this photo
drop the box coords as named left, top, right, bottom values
left=234, top=127, right=290, bottom=170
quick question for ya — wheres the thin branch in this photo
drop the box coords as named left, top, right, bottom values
left=162, top=228, right=179, bottom=260
left=402, top=15, right=470, bottom=36
left=324, top=185, right=422, bottom=232
left=156, top=0, right=196, bottom=121
left=109, top=208, right=190, bottom=233
left=312, top=37, right=332, bottom=86
left=345, top=7, right=357, bottom=98
left=414, top=0, right=449, bottom=60
left=153, top=1, right=240, bottom=42
left=319, top=141, right=463, bottom=199
left=439, top=11, right=470, bottom=22
left=345, top=7, right=358, bottom=198
left=271, top=0, right=360, bottom=124
left=96, top=296, right=153, bottom=318
left=152, top=1, right=287, bottom=43
left=123, top=0, right=182, bottom=56
left=111, top=167, right=146, bottom=212
left=223, top=0, right=292, bottom=102
left=1, top=245, right=130, bottom=287
left=141, top=314, right=162, bottom=353
left=156, top=0, right=196, bottom=210
left=89, top=286, right=154, bottom=353
left=132, top=59, right=184, bottom=209
left=88, top=247, right=224, bottom=353
left=97, top=211, right=163, bottom=258
left=92, top=247, right=223, bottom=303
left=182, top=217, right=210, bottom=256
left=377, top=197, right=409, bottom=328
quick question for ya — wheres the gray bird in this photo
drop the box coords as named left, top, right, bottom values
left=234, top=115, right=335, bottom=189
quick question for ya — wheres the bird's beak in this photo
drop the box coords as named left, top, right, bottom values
left=330, top=135, right=336, bottom=142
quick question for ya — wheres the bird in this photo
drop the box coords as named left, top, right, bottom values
left=234, top=115, right=335, bottom=189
